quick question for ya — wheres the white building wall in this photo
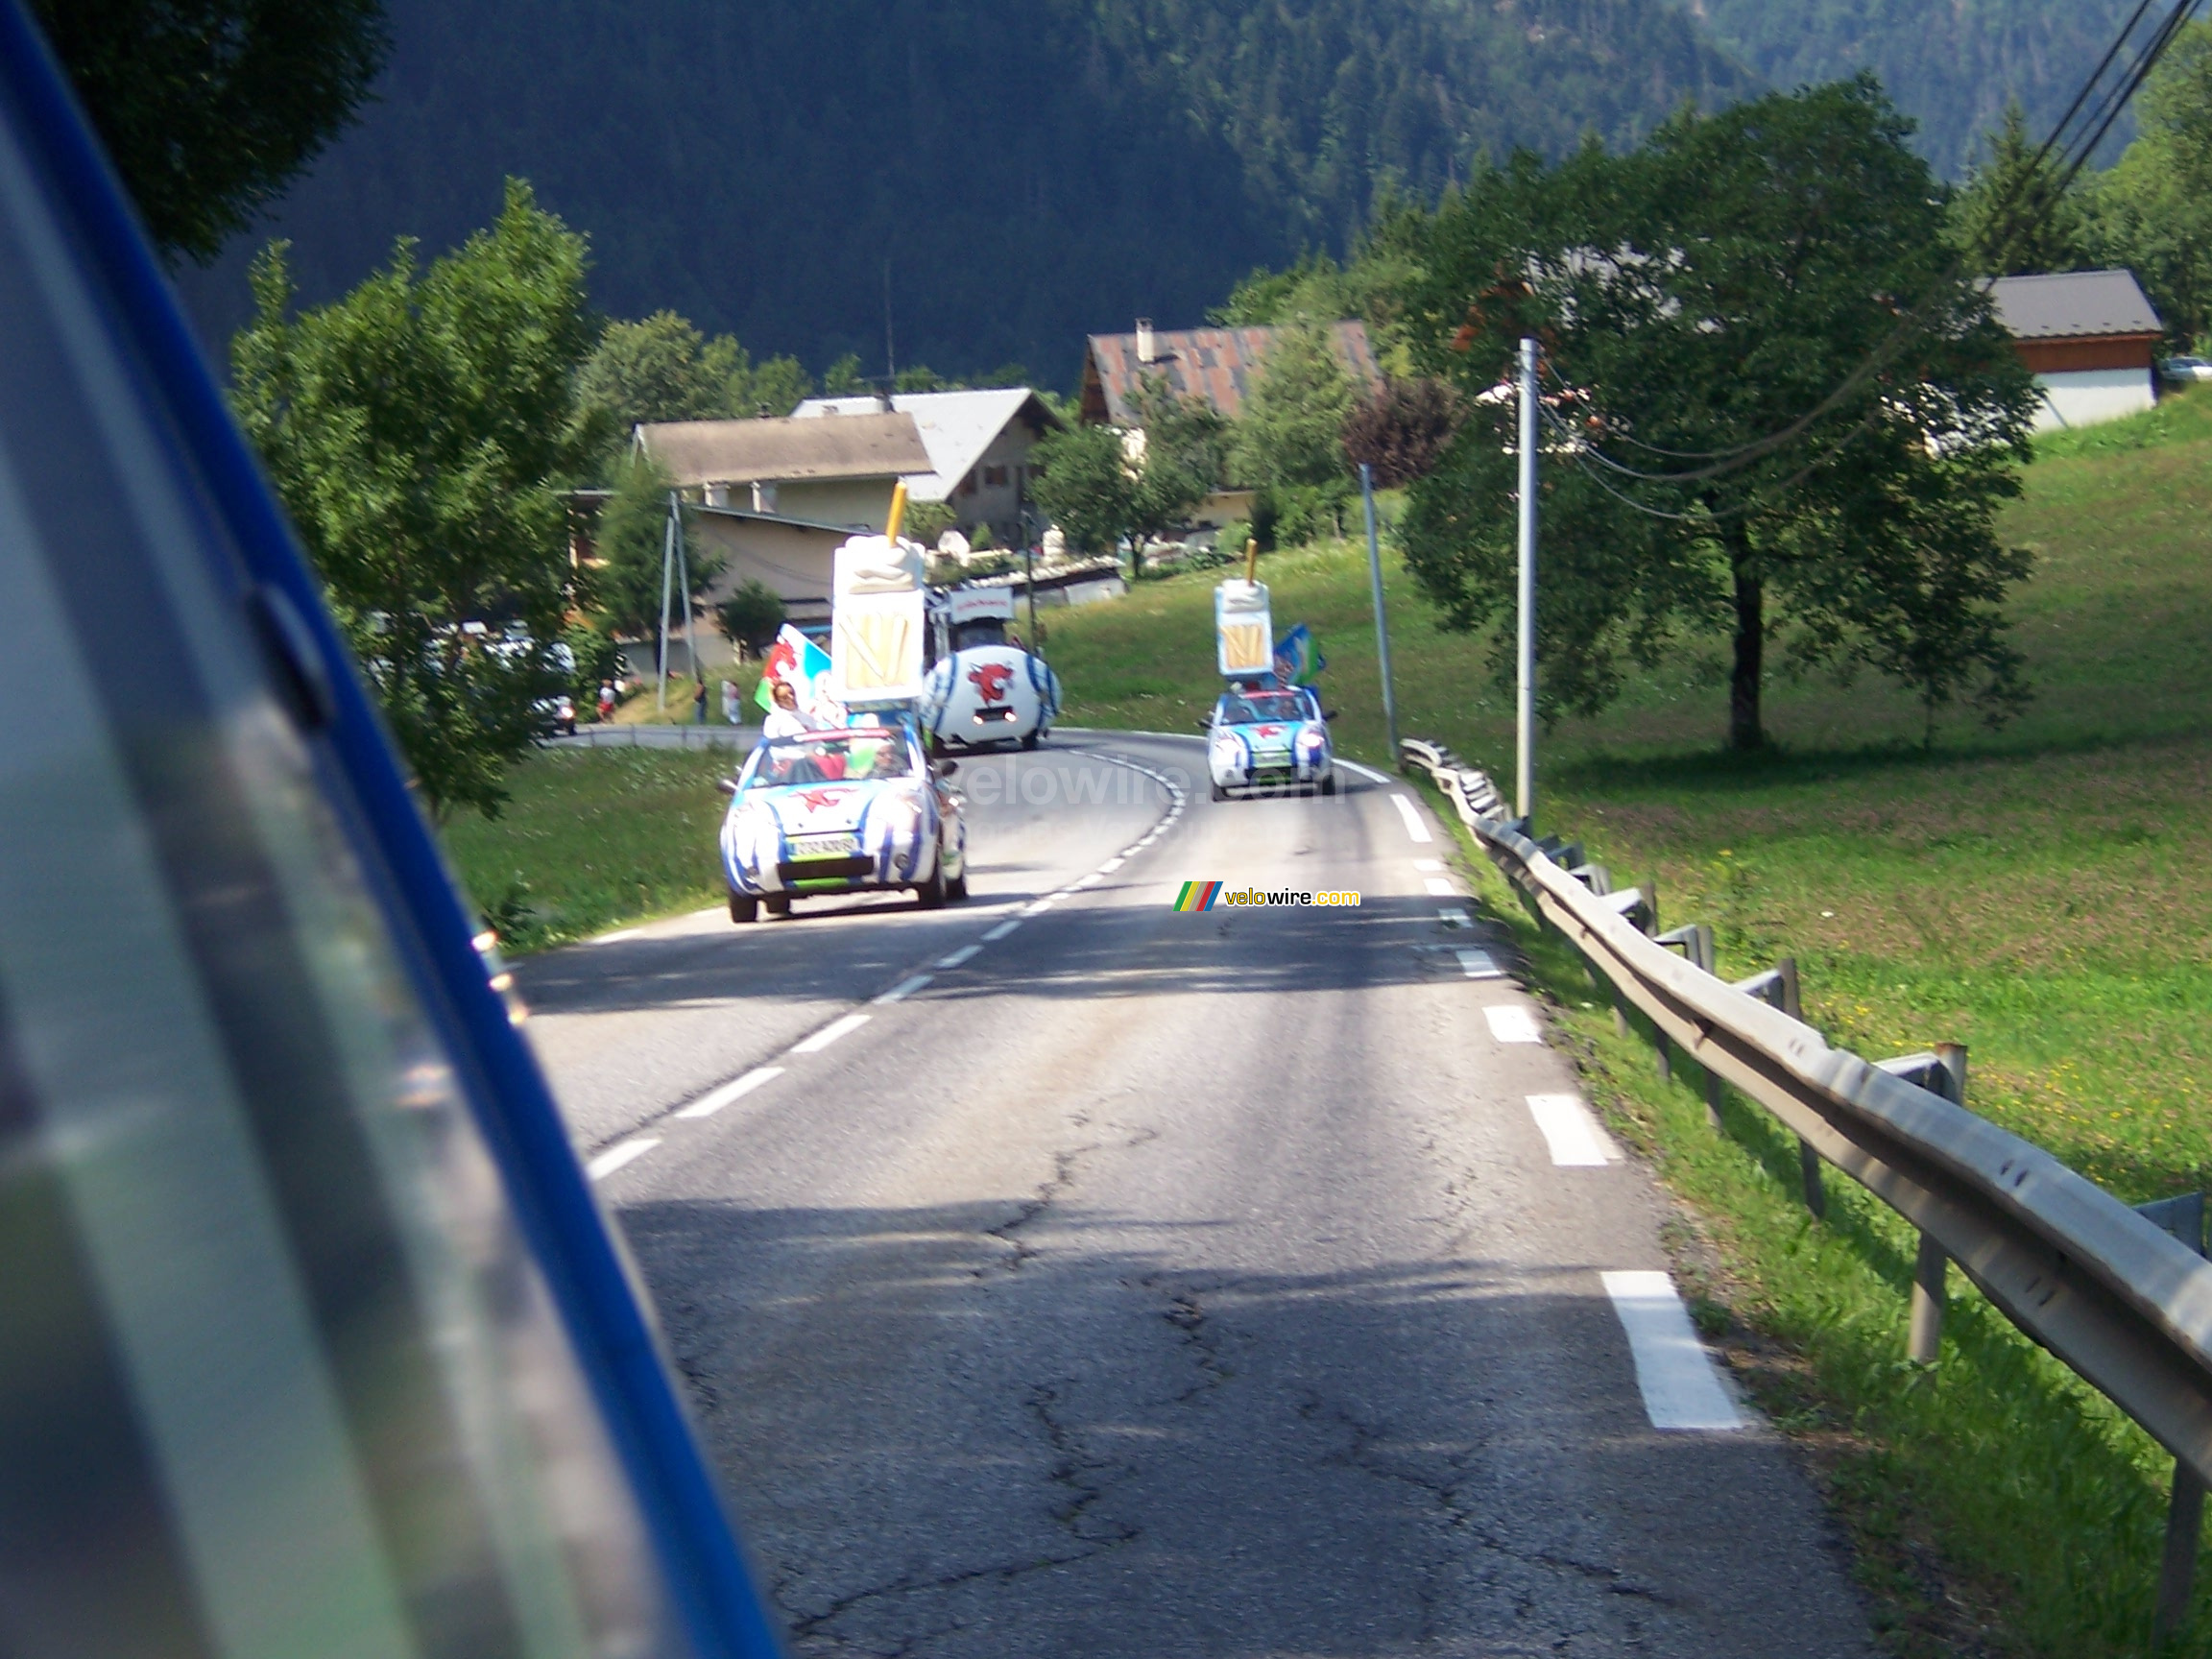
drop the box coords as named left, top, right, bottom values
left=2032, top=367, right=2156, bottom=432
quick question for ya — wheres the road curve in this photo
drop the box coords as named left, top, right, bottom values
left=517, top=732, right=1875, bottom=1658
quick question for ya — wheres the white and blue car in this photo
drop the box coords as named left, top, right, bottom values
left=1206, top=685, right=1336, bottom=801
left=720, top=721, right=968, bottom=920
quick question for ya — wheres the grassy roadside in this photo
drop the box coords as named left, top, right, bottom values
left=1041, top=388, right=2212, bottom=1654
left=441, top=746, right=734, bottom=950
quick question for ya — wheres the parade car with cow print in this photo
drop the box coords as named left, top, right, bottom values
left=919, top=642, right=1062, bottom=752
left=1205, top=685, right=1335, bottom=801
left=719, top=720, right=968, bottom=920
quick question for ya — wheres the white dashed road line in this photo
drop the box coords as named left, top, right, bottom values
left=982, top=919, right=1022, bottom=942
left=1334, top=758, right=1393, bottom=783
left=793, top=1012, right=871, bottom=1053
left=1527, top=1094, right=1619, bottom=1166
left=1438, top=908, right=1471, bottom=928
left=595, top=927, right=643, bottom=945
left=1389, top=794, right=1433, bottom=844
left=1455, top=948, right=1508, bottom=980
left=676, top=1068, right=784, bottom=1119
left=1424, top=877, right=1456, bottom=897
left=1600, top=1270, right=1743, bottom=1431
left=1483, top=1004, right=1544, bottom=1045
left=1414, top=859, right=1443, bottom=872
left=588, top=1138, right=661, bottom=1181
left=935, top=944, right=983, bottom=969
left=874, top=976, right=932, bottom=1006
left=1074, top=873, right=1103, bottom=888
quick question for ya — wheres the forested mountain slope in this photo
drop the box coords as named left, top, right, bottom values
left=1692, top=0, right=2152, bottom=177
left=175, top=0, right=1750, bottom=383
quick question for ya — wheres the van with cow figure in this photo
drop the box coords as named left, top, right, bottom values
left=918, top=585, right=1062, bottom=752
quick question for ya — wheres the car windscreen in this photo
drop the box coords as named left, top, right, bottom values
left=754, top=731, right=913, bottom=785
left=1220, top=692, right=1306, bottom=724
left=950, top=619, right=1006, bottom=651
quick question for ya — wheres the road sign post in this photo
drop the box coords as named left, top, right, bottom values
left=1516, top=336, right=1538, bottom=828
left=1359, top=463, right=1400, bottom=762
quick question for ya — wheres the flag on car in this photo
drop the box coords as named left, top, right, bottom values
left=757, top=624, right=834, bottom=713
left=1274, top=623, right=1325, bottom=685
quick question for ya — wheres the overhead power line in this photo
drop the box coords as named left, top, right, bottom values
left=1529, top=0, right=2200, bottom=502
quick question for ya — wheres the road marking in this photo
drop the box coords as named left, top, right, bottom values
left=1022, top=895, right=1063, bottom=916
left=1439, top=908, right=1471, bottom=928
left=1074, top=872, right=1103, bottom=888
left=983, top=919, right=1022, bottom=941
left=1527, top=1094, right=1619, bottom=1166
left=588, top=1138, right=661, bottom=1180
left=676, top=1068, right=784, bottom=1118
left=875, top=975, right=932, bottom=1005
left=1483, top=1004, right=1543, bottom=1044
left=1414, top=859, right=1443, bottom=872
left=1389, top=794, right=1433, bottom=843
left=792, top=1012, right=870, bottom=1053
left=1600, top=1270, right=1743, bottom=1431
left=596, top=927, right=643, bottom=944
left=1335, top=758, right=1393, bottom=782
left=1455, top=948, right=1508, bottom=980
left=1099, top=856, right=1125, bottom=873
left=1424, top=877, right=1456, bottom=897
left=935, top=944, right=982, bottom=968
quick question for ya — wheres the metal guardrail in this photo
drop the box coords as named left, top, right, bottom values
left=545, top=723, right=759, bottom=751
left=1400, top=737, right=2212, bottom=1639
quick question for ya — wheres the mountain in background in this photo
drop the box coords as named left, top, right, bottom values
left=1690, top=0, right=2151, bottom=179
left=174, top=0, right=1750, bottom=385
left=170, top=0, right=2155, bottom=386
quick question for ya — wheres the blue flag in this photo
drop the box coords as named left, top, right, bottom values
left=1274, top=623, right=1325, bottom=685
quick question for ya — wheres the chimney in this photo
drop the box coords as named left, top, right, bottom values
left=1135, top=318, right=1156, bottom=364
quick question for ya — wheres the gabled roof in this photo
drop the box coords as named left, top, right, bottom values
left=789, top=388, right=1061, bottom=501
left=1080, top=322, right=1382, bottom=424
left=1989, top=269, right=2163, bottom=341
left=635, top=412, right=930, bottom=486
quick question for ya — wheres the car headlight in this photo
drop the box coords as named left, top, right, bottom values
left=1211, top=737, right=1240, bottom=764
left=880, top=786, right=926, bottom=838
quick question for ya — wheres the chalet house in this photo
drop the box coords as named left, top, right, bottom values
left=790, top=388, right=1062, bottom=545
left=1988, top=269, right=2165, bottom=432
left=1078, top=319, right=1382, bottom=528
left=634, top=412, right=931, bottom=530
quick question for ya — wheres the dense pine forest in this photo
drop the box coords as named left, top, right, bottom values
left=174, top=0, right=2150, bottom=384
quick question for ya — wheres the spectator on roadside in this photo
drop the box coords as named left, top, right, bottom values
left=596, top=682, right=615, bottom=723
left=721, top=679, right=741, bottom=724
left=692, top=679, right=708, bottom=724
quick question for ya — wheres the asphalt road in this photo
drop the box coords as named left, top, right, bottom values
left=517, top=732, right=1876, bottom=1658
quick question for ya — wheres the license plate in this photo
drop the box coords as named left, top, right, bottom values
left=791, top=833, right=858, bottom=859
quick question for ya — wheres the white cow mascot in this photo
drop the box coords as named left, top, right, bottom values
left=919, top=586, right=1062, bottom=752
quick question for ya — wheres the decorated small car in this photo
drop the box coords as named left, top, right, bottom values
left=1206, top=685, right=1335, bottom=801
left=720, top=721, right=968, bottom=920
left=921, top=645, right=1061, bottom=752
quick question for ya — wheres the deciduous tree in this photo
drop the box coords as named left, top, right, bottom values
left=231, top=180, right=605, bottom=816
left=1400, top=79, right=2039, bottom=751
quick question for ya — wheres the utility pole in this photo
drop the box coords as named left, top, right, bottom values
left=675, top=496, right=700, bottom=690
left=1359, top=464, right=1399, bottom=762
left=656, top=491, right=676, bottom=710
left=1516, top=336, right=1538, bottom=829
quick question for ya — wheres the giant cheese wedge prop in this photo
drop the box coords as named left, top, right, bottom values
left=831, top=518, right=927, bottom=706
left=1214, top=574, right=1273, bottom=678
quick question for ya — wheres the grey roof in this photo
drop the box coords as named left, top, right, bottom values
left=635, top=413, right=930, bottom=486
left=1988, top=269, right=2163, bottom=340
left=789, top=388, right=1060, bottom=501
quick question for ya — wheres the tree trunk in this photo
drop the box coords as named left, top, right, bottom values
left=1725, top=527, right=1765, bottom=752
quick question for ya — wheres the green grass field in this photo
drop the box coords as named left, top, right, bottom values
left=1039, top=387, right=2212, bottom=1655
left=442, top=745, right=734, bottom=950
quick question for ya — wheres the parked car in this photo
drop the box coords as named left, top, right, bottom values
left=719, top=720, right=967, bottom=919
left=1205, top=685, right=1335, bottom=801
left=2160, top=355, right=2212, bottom=384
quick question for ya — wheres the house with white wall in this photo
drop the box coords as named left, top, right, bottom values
left=1988, top=270, right=2165, bottom=432
left=789, top=388, right=1062, bottom=546
left=635, top=412, right=931, bottom=529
